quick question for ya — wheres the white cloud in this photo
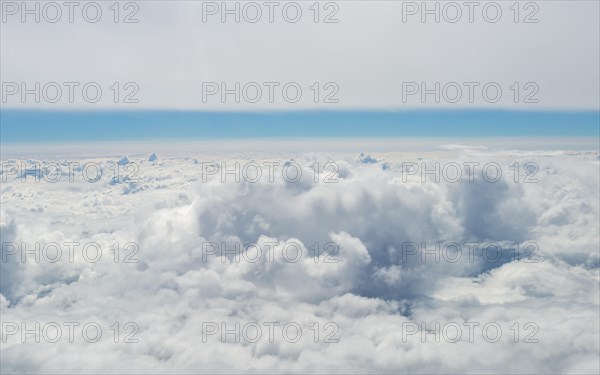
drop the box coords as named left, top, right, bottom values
left=0, top=147, right=598, bottom=373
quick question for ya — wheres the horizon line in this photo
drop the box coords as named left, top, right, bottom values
left=1, top=109, right=599, bottom=142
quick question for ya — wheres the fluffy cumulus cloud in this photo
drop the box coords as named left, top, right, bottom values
left=0, top=147, right=598, bottom=373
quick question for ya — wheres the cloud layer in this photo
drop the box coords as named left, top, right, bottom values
left=1, top=148, right=599, bottom=373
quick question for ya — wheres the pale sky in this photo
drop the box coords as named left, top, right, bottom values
left=1, top=0, right=599, bottom=110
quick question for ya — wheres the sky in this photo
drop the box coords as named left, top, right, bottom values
left=1, top=1, right=599, bottom=142
left=1, top=0, right=599, bottom=111
left=1, top=110, right=599, bottom=143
